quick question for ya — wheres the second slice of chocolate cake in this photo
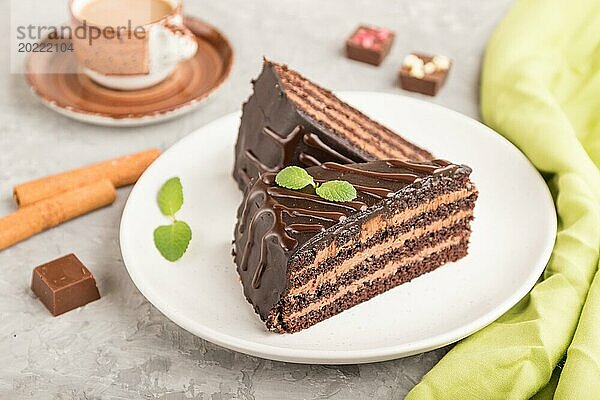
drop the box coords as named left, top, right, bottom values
left=233, top=60, right=433, bottom=190
left=234, top=159, right=478, bottom=333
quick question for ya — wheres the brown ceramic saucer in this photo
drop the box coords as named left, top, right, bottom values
left=25, top=16, right=233, bottom=127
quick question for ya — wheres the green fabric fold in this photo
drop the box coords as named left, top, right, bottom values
left=406, top=0, right=600, bottom=398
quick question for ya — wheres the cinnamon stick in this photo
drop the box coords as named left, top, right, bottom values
left=13, top=148, right=160, bottom=207
left=0, top=179, right=116, bottom=251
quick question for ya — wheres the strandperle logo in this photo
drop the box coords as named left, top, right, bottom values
left=15, top=20, right=147, bottom=46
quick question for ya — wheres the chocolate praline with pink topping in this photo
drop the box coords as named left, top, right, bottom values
left=345, top=25, right=395, bottom=66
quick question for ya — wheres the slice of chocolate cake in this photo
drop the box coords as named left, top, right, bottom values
left=233, top=60, right=433, bottom=190
left=233, top=159, right=478, bottom=333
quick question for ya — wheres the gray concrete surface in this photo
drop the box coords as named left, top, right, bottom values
left=0, top=1, right=512, bottom=398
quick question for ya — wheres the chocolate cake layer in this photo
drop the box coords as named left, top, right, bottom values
left=233, top=60, right=433, bottom=189
left=289, top=195, right=477, bottom=287
left=233, top=159, right=478, bottom=333
left=285, top=236, right=469, bottom=319
left=288, top=214, right=474, bottom=295
left=279, top=243, right=468, bottom=333
left=283, top=225, right=472, bottom=314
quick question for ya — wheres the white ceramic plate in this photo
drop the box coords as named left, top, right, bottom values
left=120, top=92, right=556, bottom=364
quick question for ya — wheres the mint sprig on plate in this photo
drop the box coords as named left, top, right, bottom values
left=154, top=177, right=192, bottom=262
left=275, top=166, right=357, bottom=202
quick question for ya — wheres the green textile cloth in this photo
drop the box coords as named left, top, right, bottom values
left=406, top=0, right=600, bottom=398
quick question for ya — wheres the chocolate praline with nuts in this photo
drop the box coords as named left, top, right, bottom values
left=399, top=53, right=452, bottom=96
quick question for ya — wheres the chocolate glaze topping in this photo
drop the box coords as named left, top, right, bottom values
left=233, top=159, right=472, bottom=319
left=323, top=162, right=423, bottom=182
left=232, top=60, right=433, bottom=190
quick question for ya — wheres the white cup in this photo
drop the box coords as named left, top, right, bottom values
left=70, top=0, right=198, bottom=90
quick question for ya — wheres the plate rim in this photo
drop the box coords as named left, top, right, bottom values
left=120, top=91, right=556, bottom=364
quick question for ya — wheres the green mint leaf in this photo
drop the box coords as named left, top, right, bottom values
left=158, top=177, right=183, bottom=217
left=153, top=221, right=192, bottom=262
left=275, top=166, right=315, bottom=190
left=315, top=180, right=357, bottom=202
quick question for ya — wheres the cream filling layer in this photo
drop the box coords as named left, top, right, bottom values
left=291, top=188, right=476, bottom=278
left=285, top=234, right=466, bottom=321
left=278, top=71, right=419, bottom=159
left=288, top=210, right=473, bottom=296
left=284, top=89, right=398, bottom=159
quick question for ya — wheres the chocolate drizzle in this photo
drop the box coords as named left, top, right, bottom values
left=286, top=223, right=326, bottom=235
left=242, top=126, right=304, bottom=180
left=386, top=159, right=440, bottom=172
left=238, top=173, right=361, bottom=289
left=238, top=174, right=296, bottom=289
left=386, top=159, right=456, bottom=175
left=352, top=183, right=394, bottom=199
left=244, top=149, right=278, bottom=174
left=322, top=162, right=421, bottom=182
left=267, top=187, right=367, bottom=211
left=302, top=133, right=355, bottom=164
left=243, top=125, right=363, bottom=182
left=298, top=153, right=321, bottom=167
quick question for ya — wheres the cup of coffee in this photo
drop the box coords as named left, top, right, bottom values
left=69, top=0, right=198, bottom=90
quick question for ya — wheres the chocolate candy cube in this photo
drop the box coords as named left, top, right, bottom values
left=346, top=25, right=395, bottom=66
left=399, top=53, right=452, bottom=96
left=31, top=254, right=100, bottom=316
